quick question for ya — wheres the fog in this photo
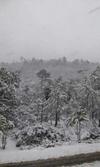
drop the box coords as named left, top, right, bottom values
left=0, top=0, right=100, bottom=62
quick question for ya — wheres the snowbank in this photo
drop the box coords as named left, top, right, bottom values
left=71, top=161, right=100, bottom=167
left=0, top=143, right=100, bottom=164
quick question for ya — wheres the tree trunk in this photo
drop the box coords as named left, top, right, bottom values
left=99, top=119, right=100, bottom=127
left=77, top=120, right=81, bottom=143
left=40, top=104, right=44, bottom=124
left=55, top=110, right=58, bottom=127
left=2, top=132, right=7, bottom=150
left=55, top=99, right=59, bottom=127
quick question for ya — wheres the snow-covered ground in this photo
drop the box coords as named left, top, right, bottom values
left=62, top=161, right=100, bottom=167
left=5, top=138, right=19, bottom=151
left=0, top=142, right=100, bottom=164
left=0, top=136, right=19, bottom=151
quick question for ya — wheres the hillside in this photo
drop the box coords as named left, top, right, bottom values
left=0, top=58, right=100, bottom=151
left=0, top=58, right=98, bottom=86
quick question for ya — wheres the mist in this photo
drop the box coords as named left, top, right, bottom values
left=0, top=0, right=100, bottom=62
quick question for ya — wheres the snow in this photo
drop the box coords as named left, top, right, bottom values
left=5, top=138, right=19, bottom=151
left=0, top=136, right=19, bottom=151
left=0, top=143, right=100, bottom=164
left=62, top=161, right=100, bottom=167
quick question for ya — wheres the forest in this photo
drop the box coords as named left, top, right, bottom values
left=0, top=58, right=100, bottom=150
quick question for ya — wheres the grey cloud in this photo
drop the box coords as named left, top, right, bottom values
left=0, top=0, right=100, bottom=62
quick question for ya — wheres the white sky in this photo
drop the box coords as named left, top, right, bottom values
left=0, top=0, right=100, bottom=62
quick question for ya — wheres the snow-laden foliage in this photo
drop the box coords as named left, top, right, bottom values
left=12, top=66, right=100, bottom=148
left=1, top=65, right=100, bottom=149
left=0, top=67, right=20, bottom=149
left=0, top=114, right=8, bottom=133
left=15, top=124, right=65, bottom=148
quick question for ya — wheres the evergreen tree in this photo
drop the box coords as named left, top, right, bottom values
left=0, top=114, right=9, bottom=149
left=67, top=99, right=88, bottom=143
left=36, top=69, right=51, bottom=123
left=80, top=78, right=98, bottom=122
left=0, top=67, right=20, bottom=149
left=50, top=77, right=67, bottom=127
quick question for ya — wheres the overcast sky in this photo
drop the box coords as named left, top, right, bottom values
left=0, top=0, right=100, bottom=62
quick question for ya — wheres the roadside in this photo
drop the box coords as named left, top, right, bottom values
left=0, top=143, right=100, bottom=165
left=0, top=152, right=100, bottom=167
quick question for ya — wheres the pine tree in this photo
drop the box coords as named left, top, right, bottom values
left=0, top=114, right=9, bottom=149
left=80, top=78, right=98, bottom=122
left=36, top=69, right=51, bottom=123
left=49, top=77, right=67, bottom=127
left=67, top=99, right=88, bottom=143
left=0, top=67, right=20, bottom=149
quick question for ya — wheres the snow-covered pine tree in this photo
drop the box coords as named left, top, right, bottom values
left=0, top=67, right=20, bottom=149
left=80, top=78, right=98, bottom=124
left=49, top=77, right=67, bottom=127
left=36, top=69, right=51, bottom=123
left=67, top=98, right=88, bottom=143
left=0, top=114, right=9, bottom=149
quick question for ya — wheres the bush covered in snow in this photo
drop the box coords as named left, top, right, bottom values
left=15, top=124, right=66, bottom=148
